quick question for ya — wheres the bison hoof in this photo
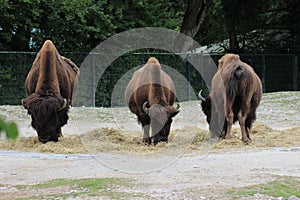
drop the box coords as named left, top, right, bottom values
left=242, top=138, right=251, bottom=145
left=142, top=137, right=151, bottom=145
left=153, top=138, right=168, bottom=146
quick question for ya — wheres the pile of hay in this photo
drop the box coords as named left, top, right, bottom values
left=1, top=123, right=299, bottom=154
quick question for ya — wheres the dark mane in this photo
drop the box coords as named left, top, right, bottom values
left=22, top=91, right=67, bottom=127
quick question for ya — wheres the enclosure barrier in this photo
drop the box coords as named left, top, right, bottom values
left=0, top=52, right=299, bottom=107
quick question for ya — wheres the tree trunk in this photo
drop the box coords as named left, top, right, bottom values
left=179, top=0, right=210, bottom=52
left=227, top=17, right=240, bottom=53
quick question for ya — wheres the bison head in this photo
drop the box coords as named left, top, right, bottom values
left=143, top=102, right=179, bottom=145
left=199, top=90, right=227, bottom=138
left=22, top=92, right=68, bottom=143
left=199, top=90, right=211, bottom=125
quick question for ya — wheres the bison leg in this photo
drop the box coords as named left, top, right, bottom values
left=245, top=117, right=252, bottom=141
left=142, top=125, right=151, bottom=145
left=224, top=111, right=234, bottom=139
left=153, top=133, right=168, bottom=145
left=138, top=114, right=151, bottom=145
left=245, top=109, right=257, bottom=141
left=238, top=111, right=251, bottom=144
left=58, top=128, right=63, bottom=137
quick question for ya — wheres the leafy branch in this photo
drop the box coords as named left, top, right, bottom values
left=0, top=117, right=18, bottom=139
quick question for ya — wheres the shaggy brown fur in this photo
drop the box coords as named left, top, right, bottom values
left=125, top=57, right=179, bottom=145
left=22, top=40, right=79, bottom=143
left=200, top=54, right=262, bottom=144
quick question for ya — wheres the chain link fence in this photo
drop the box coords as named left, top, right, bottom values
left=0, top=52, right=299, bottom=107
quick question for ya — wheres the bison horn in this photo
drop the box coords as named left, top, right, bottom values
left=142, top=102, right=149, bottom=114
left=198, top=90, right=206, bottom=101
left=58, top=98, right=67, bottom=111
left=174, top=102, right=180, bottom=111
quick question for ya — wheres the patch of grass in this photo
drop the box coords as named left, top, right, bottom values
left=12, top=178, right=132, bottom=200
left=226, top=176, right=300, bottom=199
left=266, top=179, right=300, bottom=197
left=226, top=189, right=236, bottom=195
left=34, top=177, right=124, bottom=190
left=97, top=111, right=113, bottom=121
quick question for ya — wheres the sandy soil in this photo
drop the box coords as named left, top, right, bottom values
left=0, top=91, right=300, bottom=199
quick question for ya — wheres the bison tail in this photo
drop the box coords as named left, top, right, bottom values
left=227, top=65, right=243, bottom=100
left=227, top=77, right=236, bottom=102
left=234, top=66, right=243, bottom=79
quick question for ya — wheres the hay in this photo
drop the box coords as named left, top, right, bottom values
left=0, top=124, right=299, bottom=154
left=0, top=134, right=87, bottom=154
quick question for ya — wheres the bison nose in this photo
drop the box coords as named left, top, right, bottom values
left=38, top=136, right=52, bottom=143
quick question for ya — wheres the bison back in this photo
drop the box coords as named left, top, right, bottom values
left=125, top=66, right=176, bottom=115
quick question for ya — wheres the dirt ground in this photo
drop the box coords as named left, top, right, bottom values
left=0, top=91, right=300, bottom=199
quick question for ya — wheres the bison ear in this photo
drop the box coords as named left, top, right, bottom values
left=21, top=98, right=26, bottom=109
left=21, top=96, right=33, bottom=114
left=22, top=97, right=30, bottom=110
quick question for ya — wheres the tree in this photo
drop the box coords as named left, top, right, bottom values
left=222, top=0, right=266, bottom=53
left=0, top=0, right=186, bottom=52
left=0, top=0, right=298, bottom=53
left=31, top=0, right=116, bottom=52
left=110, top=0, right=185, bottom=32
left=0, top=0, right=39, bottom=51
left=178, top=0, right=210, bottom=52
left=264, top=0, right=300, bottom=53
left=180, top=0, right=210, bottom=38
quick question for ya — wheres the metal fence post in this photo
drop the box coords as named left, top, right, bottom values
left=261, top=55, right=266, bottom=92
left=186, top=55, right=191, bottom=101
left=92, top=53, right=96, bottom=107
left=293, top=55, right=298, bottom=91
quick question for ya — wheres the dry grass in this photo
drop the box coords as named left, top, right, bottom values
left=1, top=123, right=299, bottom=155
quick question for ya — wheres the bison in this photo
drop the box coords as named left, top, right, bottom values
left=199, top=54, right=262, bottom=143
left=22, top=40, right=79, bottom=143
left=125, top=57, right=180, bottom=145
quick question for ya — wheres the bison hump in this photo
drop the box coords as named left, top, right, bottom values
left=147, top=57, right=160, bottom=65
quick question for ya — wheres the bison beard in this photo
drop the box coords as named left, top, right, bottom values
left=22, top=92, right=68, bottom=142
left=200, top=54, right=262, bottom=144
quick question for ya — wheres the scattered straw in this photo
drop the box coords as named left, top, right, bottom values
left=0, top=123, right=299, bottom=154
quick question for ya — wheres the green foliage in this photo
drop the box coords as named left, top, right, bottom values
left=1, top=0, right=298, bottom=53
left=0, top=117, right=18, bottom=139
left=197, top=0, right=300, bottom=53
left=30, top=0, right=116, bottom=51
left=0, top=0, right=40, bottom=50
left=0, top=0, right=185, bottom=52
left=0, top=52, right=35, bottom=105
